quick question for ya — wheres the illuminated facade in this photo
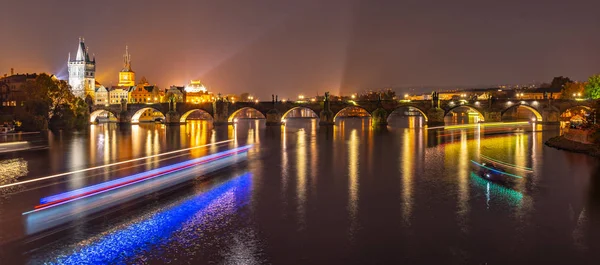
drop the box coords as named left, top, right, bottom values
left=130, top=77, right=163, bottom=104
left=184, top=80, right=212, bottom=103
left=68, top=38, right=96, bottom=99
left=95, top=85, right=109, bottom=105
left=117, top=46, right=135, bottom=87
left=109, top=87, right=132, bottom=104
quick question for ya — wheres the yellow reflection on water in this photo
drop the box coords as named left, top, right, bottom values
left=348, top=129, right=359, bottom=222
left=281, top=122, right=288, bottom=192
left=132, top=125, right=141, bottom=159
left=401, top=128, right=414, bottom=224
left=187, top=121, right=209, bottom=158
left=310, top=119, right=318, bottom=187
left=457, top=129, right=470, bottom=226
left=296, top=128, right=307, bottom=228
left=0, top=158, right=28, bottom=185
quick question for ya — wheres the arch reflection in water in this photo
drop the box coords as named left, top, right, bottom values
left=445, top=105, right=484, bottom=125
left=37, top=172, right=252, bottom=264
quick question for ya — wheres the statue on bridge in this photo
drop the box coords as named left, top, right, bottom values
left=431, top=91, right=439, bottom=108
left=168, top=94, right=177, bottom=111
left=324, top=91, right=330, bottom=102
left=120, top=98, right=128, bottom=112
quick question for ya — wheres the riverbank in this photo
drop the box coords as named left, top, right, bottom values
left=545, top=135, right=600, bottom=157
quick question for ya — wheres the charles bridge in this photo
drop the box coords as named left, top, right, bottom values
left=90, top=95, right=595, bottom=126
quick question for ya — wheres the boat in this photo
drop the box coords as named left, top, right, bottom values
left=0, top=124, right=15, bottom=134
left=513, top=128, right=525, bottom=133
left=471, top=160, right=523, bottom=185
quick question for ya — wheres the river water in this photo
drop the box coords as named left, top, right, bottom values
left=1, top=118, right=600, bottom=264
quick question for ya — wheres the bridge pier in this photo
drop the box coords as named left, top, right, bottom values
left=541, top=109, right=560, bottom=123
left=371, top=108, right=388, bottom=127
left=164, top=111, right=181, bottom=125
left=212, top=100, right=231, bottom=126
left=426, top=108, right=445, bottom=126
left=484, top=111, right=502, bottom=122
left=266, top=109, right=282, bottom=126
left=319, top=110, right=334, bottom=125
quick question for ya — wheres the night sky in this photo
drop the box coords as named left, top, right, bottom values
left=2, top=0, right=599, bottom=98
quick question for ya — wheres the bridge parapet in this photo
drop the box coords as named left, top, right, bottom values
left=88, top=98, right=596, bottom=125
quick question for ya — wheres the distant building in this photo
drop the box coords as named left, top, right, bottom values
left=0, top=71, right=39, bottom=107
left=519, top=87, right=562, bottom=100
left=184, top=80, right=212, bottom=103
left=165, top=86, right=185, bottom=102
left=68, top=38, right=96, bottom=99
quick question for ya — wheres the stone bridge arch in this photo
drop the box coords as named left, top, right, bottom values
left=281, top=106, right=320, bottom=120
left=179, top=109, right=214, bottom=122
left=333, top=106, right=372, bottom=122
left=560, top=105, right=594, bottom=122
left=228, top=107, right=267, bottom=122
left=89, top=109, right=118, bottom=123
left=388, top=105, right=430, bottom=122
left=445, top=104, right=486, bottom=122
left=131, top=107, right=165, bottom=123
left=501, top=103, right=543, bottom=122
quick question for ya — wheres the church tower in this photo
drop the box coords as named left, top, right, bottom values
left=117, top=46, right=135, bottom=87
left=68, top=37, right=96, bottom=99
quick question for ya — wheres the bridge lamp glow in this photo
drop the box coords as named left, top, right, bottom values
left=234, top=118, right=238, bottom=123
left=531, top=117, right=536, bottom=122
left=299, top=95, right=305, bottom=100
left=404, top=94, right=409, bottom=98
left=311, top=98, right=316, bottom=102
left=351, top=94, right=356, bottom=99
left=520, top=101, right=526, bottom=104
left=475, top=101, right=480, bottom=105
left=282, top=99, right=287, bottom=103
left=532, top=101, right=538, bottom=106
left=507, top=101, right=513, bottom=105
left=254, top=99, right=259, bottom=103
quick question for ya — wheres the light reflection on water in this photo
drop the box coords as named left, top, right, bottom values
left=1, top=118, right=600, bottom=263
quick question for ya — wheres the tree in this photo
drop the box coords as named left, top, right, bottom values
left=550, top=76, right=573, bottom=90
left=15, top=73, right=89, bottom=131
left=585, top=74, right=600, bottom=99
left=562, top=82, right=585, bottom=99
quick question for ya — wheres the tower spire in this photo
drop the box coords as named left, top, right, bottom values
left=122, top=45, right=132, bottom=71
left=75, top=37, right=86, bottom=61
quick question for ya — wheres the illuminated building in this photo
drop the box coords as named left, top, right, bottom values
left=95, top=85, right=109, bottom=105
left=0, top=71, right=41, bottom=107
left=67, top=38, right=96, bottom=99
left=108, top=87, right=132, bottom=104
left=117, top=46, right=135, bottom=87
left=130, top=77, right=163, bottom=104
left=165, top=86, right=185, bottom=102
left=184, top=80, right=212, bottom=103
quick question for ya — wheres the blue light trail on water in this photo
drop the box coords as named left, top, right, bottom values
left=39, top=145, right=252, bottom=206
left=43, top=172, right=252, bottom=265
left=470, top=160, right=523, bottom=179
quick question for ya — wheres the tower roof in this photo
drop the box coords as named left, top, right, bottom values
left=72, top=37, right=94, bottom=63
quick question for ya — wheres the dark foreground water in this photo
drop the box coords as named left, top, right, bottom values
left=1, top=118, right=600, bottom=264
